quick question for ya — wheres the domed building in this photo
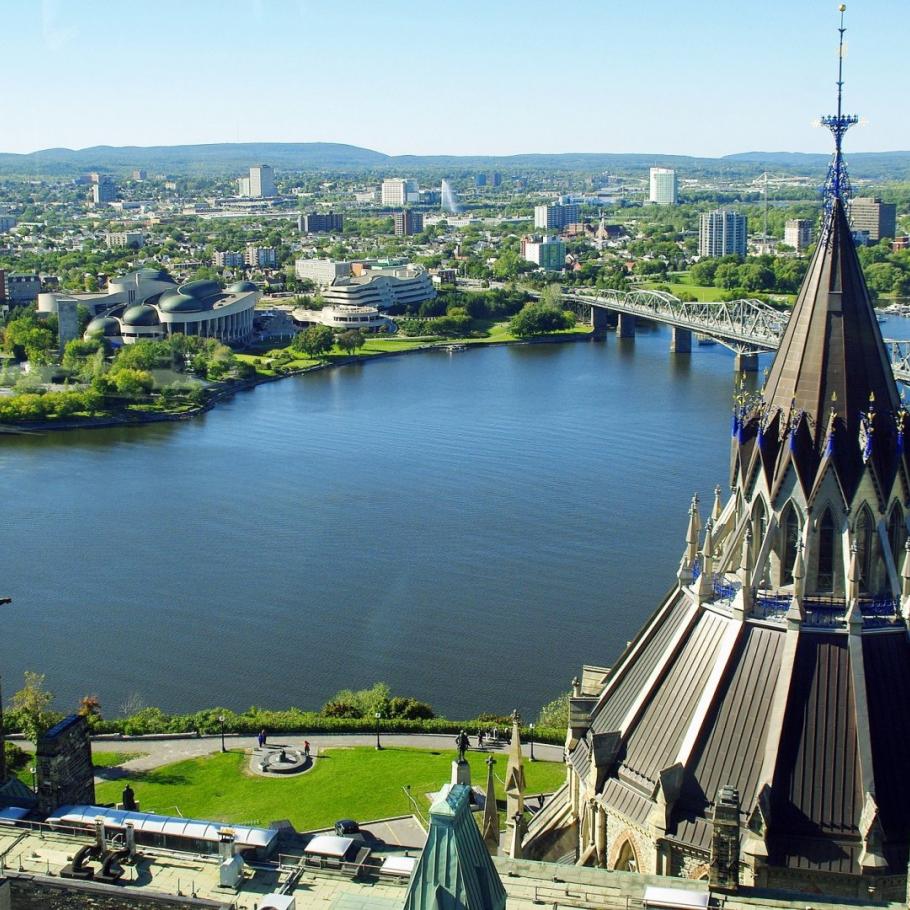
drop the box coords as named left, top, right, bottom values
left=524, top=22, right=910, bottom=902
left=85, top=277, right=260, bottom=345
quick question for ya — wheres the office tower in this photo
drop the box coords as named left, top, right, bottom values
left=649, top=167, right=678, bottom=205
left=850, top=197, right=897, bottom=241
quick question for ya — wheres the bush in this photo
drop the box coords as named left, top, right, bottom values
left=509, top=303, right=575, bottom=338
left=4, top=741, right=30, bottom=773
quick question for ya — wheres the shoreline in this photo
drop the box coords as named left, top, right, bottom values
left=0, top=330, right=591, bottom=436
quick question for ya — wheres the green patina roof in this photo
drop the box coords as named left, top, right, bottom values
left=403, top=784, right=506, bottom=910
left=85, top=316, right=121, bottom=336
left=228, top=280, right=258, bottom=293
left=121, top=304, right=161, bottom=326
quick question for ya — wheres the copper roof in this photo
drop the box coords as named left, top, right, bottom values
left=763, top=198, right=899, bottom=440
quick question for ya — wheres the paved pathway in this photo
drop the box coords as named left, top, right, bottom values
left=88, top=732, right=564, bottom=778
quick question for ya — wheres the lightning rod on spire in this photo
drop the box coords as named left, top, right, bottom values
left=820, top=4, right=858, bottom=218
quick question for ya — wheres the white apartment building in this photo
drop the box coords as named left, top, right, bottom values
left=381, top=179, right=407, bottom=206
left=784, top=219, right=814, bottom=254
left=699, top=209, right=747, bottom=257
left=649, top=167, right=678, bottom=205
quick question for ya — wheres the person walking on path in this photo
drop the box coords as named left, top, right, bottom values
left=304, top=741, right=311, bottom=759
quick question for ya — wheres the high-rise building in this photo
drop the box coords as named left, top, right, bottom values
left=534, top=204, right=581, bottom=231
left=784, top=218, right=814, bottom=253
left=649, top=167, right=678, bottom=205
left=850, top=197, right=897, bottom=242
left=381, top=179, right=408, bottom=206
left=491, top=172, right=502, bottom=187
left=0, top=215, right=16, bottom=232
left=393, top=210, right=424, bottom=236
left=699, top=209, right=747, bottom=257
left=299, top=212, right=344, bottom=233
left=475, top=173, right=487, bottom=187
left=214, top=251, right=245, bottom=268
left=244, top=245, right=277, bottom=268
left=91, top=176, right=116, bottom=205
left=248, top=165, right=276, bottom=198
left=521, top=236, right=566, bottom=271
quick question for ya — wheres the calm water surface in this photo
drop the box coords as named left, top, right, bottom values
left=2, top=319, right=906, bottom=719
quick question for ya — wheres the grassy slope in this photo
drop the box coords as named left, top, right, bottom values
left=95, top=746, right=565, bottom=830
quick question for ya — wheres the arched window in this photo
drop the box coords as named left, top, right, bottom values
left=781, top=504, right=801, bottom=585
left=614, top=838, right=639, bottom=872
left=855, top=506, right=876, bottom=592
left=888, top=504, right=906, bottom=568
left=751, top=498, right=767, bottom=553
left=817, top=508, right=836, bottom=592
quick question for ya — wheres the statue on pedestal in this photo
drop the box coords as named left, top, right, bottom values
left=454, top=730, right=470, bottom=763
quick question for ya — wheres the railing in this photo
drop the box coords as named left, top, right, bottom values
left=712, top=575, right=737, bottom=600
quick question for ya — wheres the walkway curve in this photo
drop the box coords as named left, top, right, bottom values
left=87, top=732, right=565, bottom=777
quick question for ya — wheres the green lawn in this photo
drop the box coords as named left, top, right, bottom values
left=94, top=746, right=565, bottom=831
left=93, top=751, right=145, bottom=769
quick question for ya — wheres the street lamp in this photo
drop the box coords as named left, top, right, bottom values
left=219, top=714, right=226, bottom=753
left=375, top=712, right=382, bottom=750
left=529, top=723, right=535, bottom=762
left=29, top=766, right=36, bottom=793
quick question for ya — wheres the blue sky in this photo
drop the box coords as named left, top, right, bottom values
left=0, top=0, right=905, bottom=157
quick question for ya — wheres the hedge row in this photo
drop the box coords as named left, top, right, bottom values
left=4, top=706, right=566, bottom=746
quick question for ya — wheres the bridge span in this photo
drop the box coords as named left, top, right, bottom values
left=542, top=287, right=910, bottom=382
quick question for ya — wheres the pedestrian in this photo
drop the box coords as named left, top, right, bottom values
left=259, top=728, right=267, bottom=749
left=478, top=730, right=485, bottom=749
left=304, top=740, right=311, bottom=759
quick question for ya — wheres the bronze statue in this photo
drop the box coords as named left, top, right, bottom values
left=455, top=729, right=470, bottom=762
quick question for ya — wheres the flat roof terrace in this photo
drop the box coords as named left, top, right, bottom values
left=0, top=824, right=904, bottom=910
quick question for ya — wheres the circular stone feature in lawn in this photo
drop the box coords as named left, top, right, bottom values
left=253, top=747, right=310, bottom=776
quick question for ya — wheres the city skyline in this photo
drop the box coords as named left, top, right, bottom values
left=0, top=0, right=906, bottom=159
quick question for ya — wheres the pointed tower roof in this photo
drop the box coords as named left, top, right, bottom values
left=403, top=784, right=506, bottom=910
left=762, top=198, right=899, bottom=443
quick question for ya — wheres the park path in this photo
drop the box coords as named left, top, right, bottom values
left=89, top=732, right=565, bottom=778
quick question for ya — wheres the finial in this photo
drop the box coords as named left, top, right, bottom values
left=712, top=485, right=723, bottom=522
left=820, top=2, right=859, bottom=214
left=901, top=539, right=910, bottom=609
left=848, top=540, right=862, bottom=603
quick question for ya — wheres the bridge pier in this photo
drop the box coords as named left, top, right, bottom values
left=617, top=313, right=636, bottom=338
left=734, top=352, right=759, bottom=372
left=670, top=327, right=692, bottom=354
left=590, top=306, right=609, bottom=339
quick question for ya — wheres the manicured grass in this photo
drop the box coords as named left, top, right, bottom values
left=94, top=746, right=565, bottom=831
left=93, top=751, right=145, bottom=769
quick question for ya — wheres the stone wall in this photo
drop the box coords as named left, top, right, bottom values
left=36, top=715, right=95, bottom=814
left=9, top=876, right=222, bottom=908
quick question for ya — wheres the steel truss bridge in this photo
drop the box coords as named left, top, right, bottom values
left=548, top=288, right=910, bottom=383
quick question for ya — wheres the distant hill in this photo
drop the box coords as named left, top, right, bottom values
left=0, top=142, right=908, bottom=180
left=0, top=142, right=391, bottom=176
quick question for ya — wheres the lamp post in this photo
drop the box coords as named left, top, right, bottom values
left=375, top=712, right=382, bottom=750
left=30, top=766, right=36, bottom=793
left=529, top=723, right=535, bottom=762
left=219, top=714, right=226, bottom=753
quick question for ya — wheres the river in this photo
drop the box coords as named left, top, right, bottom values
left=2, top=317, right=908, bottom=721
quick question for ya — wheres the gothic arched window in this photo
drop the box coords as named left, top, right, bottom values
left=781, top=503, right=801, bottom=585
left=855, top=505, right=877, bottom=592
left=752, top=498, right=767, bottom=553
left=888, top=504, right=906, bottom=569
left=817, top=508, right=836, bottom=592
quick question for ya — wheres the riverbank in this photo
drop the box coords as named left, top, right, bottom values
left=0, top=324, right=592, bottom=435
